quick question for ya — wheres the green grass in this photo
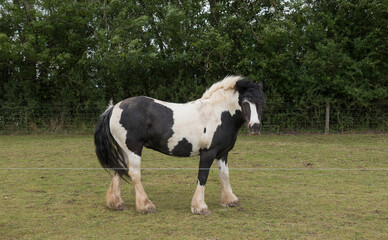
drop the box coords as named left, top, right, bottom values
left=0, top=134, right=387, bottom=239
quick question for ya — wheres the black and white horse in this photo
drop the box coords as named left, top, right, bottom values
left=94, top=76, right=266, bottom=215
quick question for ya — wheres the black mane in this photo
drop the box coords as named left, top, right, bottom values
left=235, top=79, right=267, bottom=107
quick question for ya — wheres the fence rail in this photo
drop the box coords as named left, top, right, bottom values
left=0, top=104, right=387, bottom=134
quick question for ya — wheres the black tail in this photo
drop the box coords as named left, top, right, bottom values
left=94, top=104, right=129, bottom=179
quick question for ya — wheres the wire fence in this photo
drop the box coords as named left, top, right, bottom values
left=1, top=167, right=387, bottom=171
left=262, top=103, right=388, bottom=133
left=0, top=105, right=103, bottom=134
left=0, top=104, right=387, bottom=134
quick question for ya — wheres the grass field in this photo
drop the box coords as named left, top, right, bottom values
left=0, top=134, right=387, bottom=239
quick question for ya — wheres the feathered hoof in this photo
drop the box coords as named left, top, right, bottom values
left=138, top=206, right=157, bottom=214
left=191, top=207, right=212, bottom=215
left=137, top=199, right=157, bottom=214
left=116, top=202, right=128, bottom=211
left=221, top=200, right=241, bottom=207
left=107, top=201, right=127, bottom=211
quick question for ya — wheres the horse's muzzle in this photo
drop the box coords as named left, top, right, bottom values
left=248, top=123, right=261, bottom=134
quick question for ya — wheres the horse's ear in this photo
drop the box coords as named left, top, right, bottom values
left=235, top=79, right=249, bottom=93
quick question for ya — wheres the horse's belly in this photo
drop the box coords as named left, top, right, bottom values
left=144, top=141, right=200, bottom=157
left=165, top=131, right=202, bottom=157
left=165, top=127, right=215, bottom=157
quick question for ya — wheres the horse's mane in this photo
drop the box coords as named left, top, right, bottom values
left=201, top=76, right=243, bottom=101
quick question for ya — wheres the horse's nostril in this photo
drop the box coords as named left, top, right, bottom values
left=249, top=123, right=261, bottom=133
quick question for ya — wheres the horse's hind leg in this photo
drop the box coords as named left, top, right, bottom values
left=124, top=149, right=156, bottom=214
left=106, top=173, right=126, bottom=210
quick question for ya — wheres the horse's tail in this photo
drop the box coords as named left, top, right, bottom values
left=94, top=102, right=129, bottom=179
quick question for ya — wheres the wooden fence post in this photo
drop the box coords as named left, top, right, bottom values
left=324, top=101, right=330, bottom=135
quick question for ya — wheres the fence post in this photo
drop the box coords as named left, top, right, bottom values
left=324, top=101, right=330, bottom=135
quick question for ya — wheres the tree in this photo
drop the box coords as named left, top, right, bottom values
left=0, top=0, right=387, bottom=131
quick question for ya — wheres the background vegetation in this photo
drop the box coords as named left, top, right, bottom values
left=1, top=0, right=387, bottom=132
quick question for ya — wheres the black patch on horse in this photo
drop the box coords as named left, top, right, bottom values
left=171, top=138, right=193, bottom=157
left=209, top=110, right=244, bottom=160
left=119, top=97, right=175, bottom=155
left=196, top=110, right=244, bottom=186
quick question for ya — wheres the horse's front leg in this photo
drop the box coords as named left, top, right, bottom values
left=217, top=155, right=240, bottom=207
left=191, top=150, right=216, bottom=215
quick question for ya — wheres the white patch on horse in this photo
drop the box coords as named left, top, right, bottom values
left=109, top=103, right=128, bottom=165
left=244, top=100, right=260, bottom=126
left=217, top=159, right=229, bottom=176
left=154, top=100, right=205, bottom=155
left=155, top=89, right=240, bottom=156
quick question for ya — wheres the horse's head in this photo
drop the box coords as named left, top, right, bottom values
left=235, top=79, right=267, bottom=134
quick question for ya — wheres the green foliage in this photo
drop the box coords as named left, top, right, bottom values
left=0, top=0, right=387, bottom=131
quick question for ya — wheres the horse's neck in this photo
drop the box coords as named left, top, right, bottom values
left=198, top=90, right=242, bottom=119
